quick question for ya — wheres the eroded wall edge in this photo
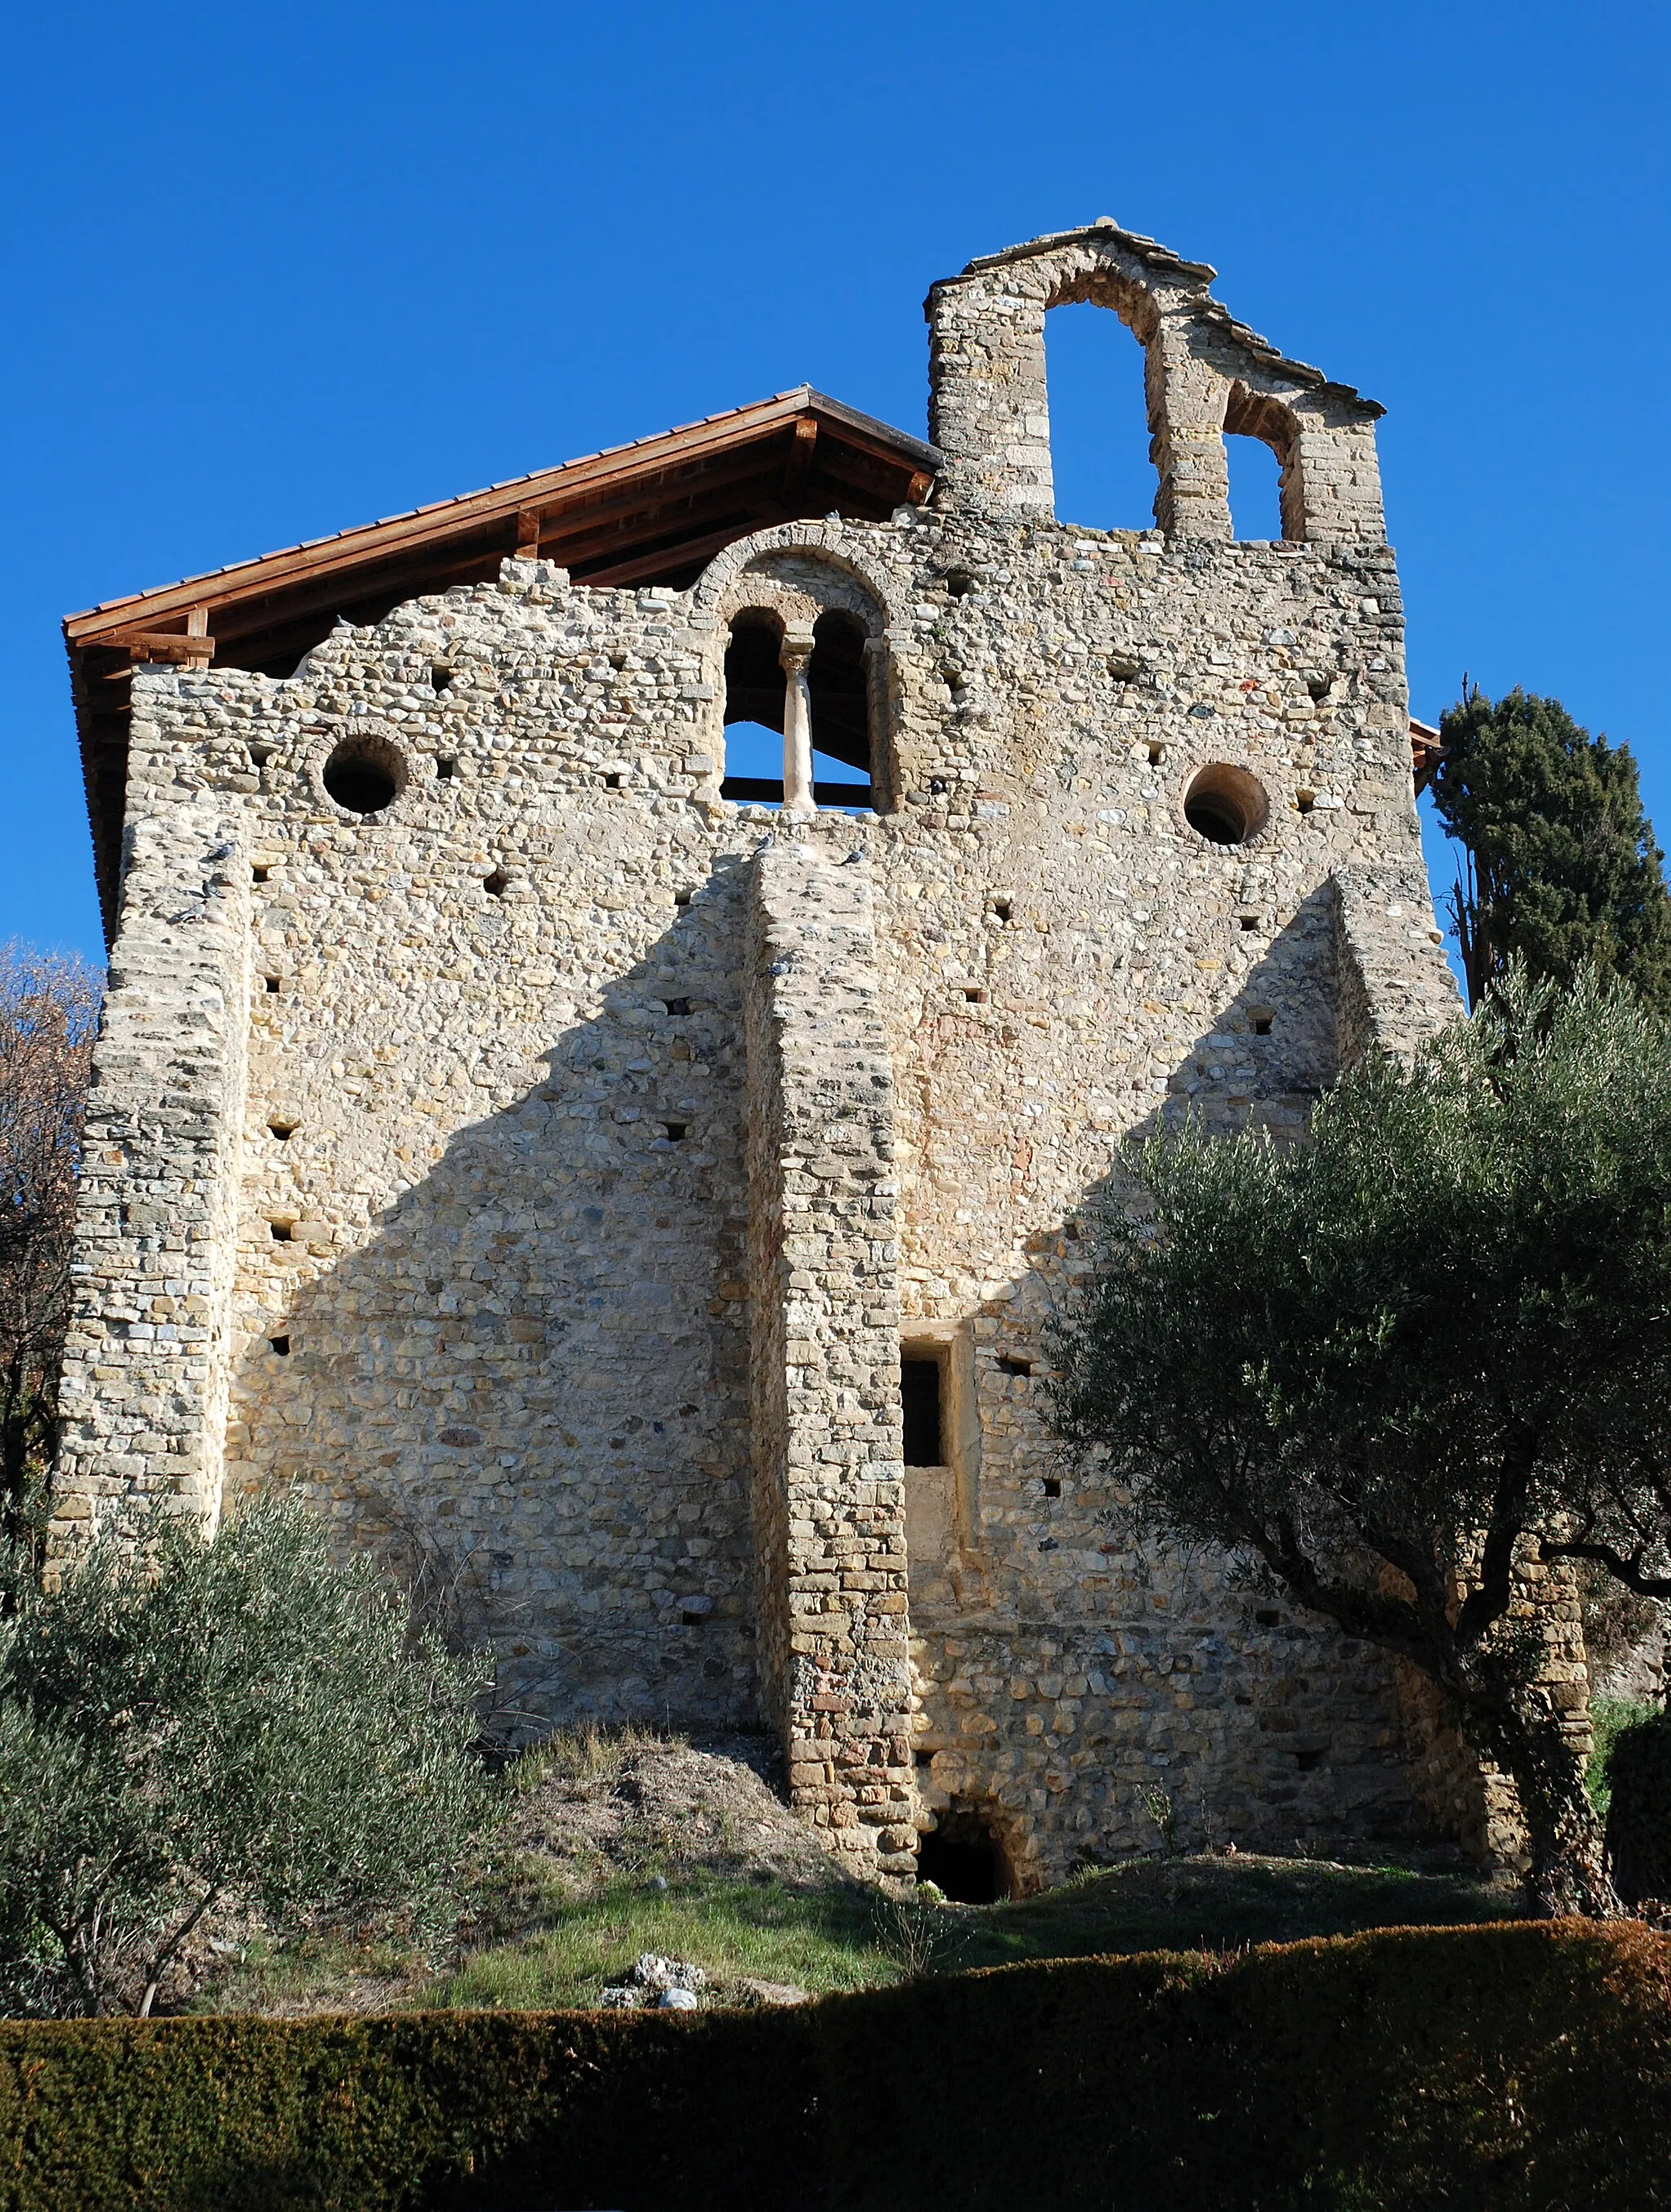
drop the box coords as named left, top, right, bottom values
left=50, top=715, right=251, bottom=1558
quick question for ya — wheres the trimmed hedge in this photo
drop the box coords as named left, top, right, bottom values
left=0, top=1921, right=1666, bottom=2210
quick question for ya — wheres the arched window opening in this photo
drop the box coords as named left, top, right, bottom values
left=720, top=607, right=875, bottom=811
left=806, top=610, right=873, bottom=809
left=1044, top=301, right=1156, bottom=532
left=1227, top=434, right=1283, bottom=543
left=917, top=1800, right=1015, bottom=1903
left=720, top=613, right=785, bottom=805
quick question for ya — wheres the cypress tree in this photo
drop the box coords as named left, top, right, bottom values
left=1433, top=687, right=1671, bottom=1009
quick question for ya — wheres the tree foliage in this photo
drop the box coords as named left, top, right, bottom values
left=1433, top=687, right=1671, bottom=1010
left=0, top=946, right=100, bottom=1556
left=1048, top=967, right=1671, bottom=1917
left=0, top=1498, right=492, bottom=2017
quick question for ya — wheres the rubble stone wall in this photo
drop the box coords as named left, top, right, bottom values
left=744, top=840, right=915, bottom=1875
left=53, top=796, right=252, bottom=1551
left=52, top=224, right=1484, bottom=1884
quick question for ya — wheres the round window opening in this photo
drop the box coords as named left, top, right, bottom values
left=322, top=735, right=406, bottom=816
left=1183, top=763, right=1269, bottom=846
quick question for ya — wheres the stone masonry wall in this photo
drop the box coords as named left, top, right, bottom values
left=1333, top=863, right=1466, bottom=1069
left=54, top=224, right=1485, bottom=1883
left=53, top=793, right=251, bottom=1552
left=744, top=839, right=915, bottom=1876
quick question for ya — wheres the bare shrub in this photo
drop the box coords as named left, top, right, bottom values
left=0, top=946, right=101, bottom=1555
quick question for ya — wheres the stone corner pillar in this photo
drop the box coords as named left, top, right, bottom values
left=924, top=273, right=1055, bottom=524
left=1330, top=864, right=1462, bottom=1071
left=48, top=796, right=252, bottom=1561
left=742, top=835, right=916, bottom=1878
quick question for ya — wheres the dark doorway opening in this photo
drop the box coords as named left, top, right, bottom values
left=917, top=1803, right=1011, bottom=1903
left=901, top=1357, right=943, bottom=1466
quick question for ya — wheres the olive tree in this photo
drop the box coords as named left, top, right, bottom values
left=1049, top=968, right=1671, bottom=1917
left=0, top=1498, right=492, bottom=2016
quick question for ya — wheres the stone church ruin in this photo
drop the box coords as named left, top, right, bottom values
left=55, top=220, right=1479, bottom=1891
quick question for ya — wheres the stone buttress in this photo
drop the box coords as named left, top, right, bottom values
left=743, top=837, right=915, bottom=1874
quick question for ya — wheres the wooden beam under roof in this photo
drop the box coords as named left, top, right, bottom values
left=1410, top=717, right=1444, bottom=795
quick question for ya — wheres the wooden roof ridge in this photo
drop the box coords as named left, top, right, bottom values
left=64, top=388, right=941, bottom=637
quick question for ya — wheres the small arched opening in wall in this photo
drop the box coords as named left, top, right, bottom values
left=1226, top=437, right=1284, bottom=542
left=1183, top=763, right=1270, bottom=847
left=805, top=610, right=874, bottom=807
left=321, top=731, right=407, bottom=816
left=917, top=1799, right=1018, bottom=1903
left=720, top=609, right=787, bottom=805
left=1223, top=383, right=1301, bottom=543
left=1044, top=298, right=1159, bottom=532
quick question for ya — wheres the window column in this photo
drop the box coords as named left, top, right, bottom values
left=779, top=629, right=816, bottom=815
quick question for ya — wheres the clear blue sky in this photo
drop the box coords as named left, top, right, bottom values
left=3, top=1, right=1664, bottom=965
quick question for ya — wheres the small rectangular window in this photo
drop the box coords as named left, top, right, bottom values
left=901, top=1357, right=943, bottom=1466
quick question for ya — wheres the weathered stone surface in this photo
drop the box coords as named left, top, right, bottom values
left=51, top=221, right=1512, bottom=1885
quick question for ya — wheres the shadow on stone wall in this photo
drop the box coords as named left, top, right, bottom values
left=908, top=891, right=1457, bottom=1878
left=230, top=871, right=1467, bottom=1868
left=228, top=856, right=763, bottom=1740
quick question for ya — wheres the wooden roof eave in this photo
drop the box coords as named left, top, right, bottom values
left=63, top=391, right=938, bottom=647
left=64, top=387, right=942, bottom=948
left=1411, top=716, right=1444, bottom=796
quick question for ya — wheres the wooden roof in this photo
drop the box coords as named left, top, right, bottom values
left=64, top=388, right=940, bottom=941
left=1410, top=716, right=1444, bottom=795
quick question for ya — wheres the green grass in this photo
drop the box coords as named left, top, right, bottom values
left=419, top=1867, right=902, bottom=2009
left=939, top=1851, right=1518, bottom=1972
left=189, top=1931, right=426, bottom=2015
left=406, top=1850, right=1517, bottom=2013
